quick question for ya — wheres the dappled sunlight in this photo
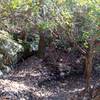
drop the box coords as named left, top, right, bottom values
left=0, top=0, right=99, bottom=99
left=30, top=72, right=41, bottom=77
left=34, top=89, right=54, bottom=97
left=67, top=85, right=94, bottom=93
left=0, top=79, right=30, bottom=93
left=11, top=69, right=42, bottom=78
left=68, top=87, right=85, bottom=93
left=0, top=78, right=53, bottom=98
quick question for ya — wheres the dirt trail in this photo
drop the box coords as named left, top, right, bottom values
left=0, top=56, right=100, bottom=100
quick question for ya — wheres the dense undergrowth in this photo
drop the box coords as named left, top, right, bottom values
left=0, top=0, right=100, bottom=99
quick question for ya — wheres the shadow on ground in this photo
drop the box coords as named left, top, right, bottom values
left=0, top=56, right=100, bottom=100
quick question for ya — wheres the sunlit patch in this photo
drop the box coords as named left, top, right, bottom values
left=13, top=70, right=42, bottom=77
left=30, top=72, right=41, bottom=77
left=0, top=79, right=53, bottom=97
left=0, top=79, right=29, bottom=93
left=34, top=90, right=53, bottom=97
left=60, top=59, right=63, bottom=62
left=68, top=85, right=94, bottom=93
left=68, top=87, right=85, bottom=93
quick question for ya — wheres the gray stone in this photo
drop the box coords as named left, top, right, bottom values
left=3, top=65, right=11, bottom=73
left=0, top=70, right=3, bottom=76
left=0, top=30, right=24, bottom=68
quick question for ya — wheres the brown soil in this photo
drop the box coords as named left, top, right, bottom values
left=0, top=55, right=100, bottom=100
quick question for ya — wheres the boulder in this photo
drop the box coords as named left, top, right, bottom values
left=0, top=30, right=24, bottom=69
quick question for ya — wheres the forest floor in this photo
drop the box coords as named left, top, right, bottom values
left=0, top=55, right=100, bottom=100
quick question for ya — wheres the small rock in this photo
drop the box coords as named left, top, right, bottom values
left=0, top=70, right=3, bottom=76
left=60, top=72, right=65, bottom=77
left=20, top=98, right=26, bottom=100
left=6, top=67, right=11, bottom=73
left=3, top=65, right=11, bottom=73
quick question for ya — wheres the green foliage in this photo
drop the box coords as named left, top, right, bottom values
left=36, top=21, right=57, bottom=31
left=0, top=0, right=99, bottom=49
left=82, top=32, right=90, bottom=40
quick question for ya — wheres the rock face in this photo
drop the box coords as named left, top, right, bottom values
left=0, top=30, right=40, bottom=74
left=0, top=30, right=24, bottom=71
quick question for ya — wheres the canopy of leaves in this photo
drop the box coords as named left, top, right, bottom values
left=0, top=0, right=99, bottom=44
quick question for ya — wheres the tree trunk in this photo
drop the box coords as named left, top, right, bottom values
left=38, top=32, right=45, bottom=58
left=84, top=43, right=94, bottom=92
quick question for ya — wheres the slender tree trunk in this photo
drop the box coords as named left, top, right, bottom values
left=84, top=51, right=93, bottom=91
left=38, top=32, right=45, bottom=58
left=84, top=41, right=94, bottom=92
